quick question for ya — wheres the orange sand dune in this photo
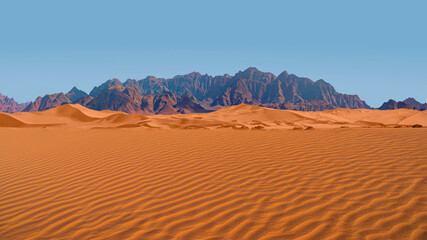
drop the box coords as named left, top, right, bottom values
left=2, top=104, right=426, bottom=130
left=0, top=105, right=426, bottom=239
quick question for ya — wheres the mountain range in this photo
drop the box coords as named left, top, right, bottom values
left=1, top=68, right=425, bottom=114
left=379, top=98, right=427, bottom=111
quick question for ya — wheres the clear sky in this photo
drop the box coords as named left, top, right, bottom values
left=0, top=0, right=426, bottom=107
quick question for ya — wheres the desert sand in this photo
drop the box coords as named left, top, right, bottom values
left=0, top=104, right=426, bottom=239
left=1, top=103, right=427, bottom=130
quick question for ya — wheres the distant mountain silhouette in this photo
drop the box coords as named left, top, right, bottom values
left=67, top=87, right=88, bottom=102
left=379, top=98, right=426, bottom=110
left=403, top=98, right=427, bottom=110
left=7, top=67, right=412, bottom=114
left=0, top=93, right=28, bottom=113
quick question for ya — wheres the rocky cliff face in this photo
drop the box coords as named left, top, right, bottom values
left=210, top=68, right=369, bottom=110
left=0, top=94, right=28, bottom=113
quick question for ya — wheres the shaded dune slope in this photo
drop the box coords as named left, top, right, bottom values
left=0, top=113, right=26, bottom=127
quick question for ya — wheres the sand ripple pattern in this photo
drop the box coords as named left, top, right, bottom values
left=0, top=128, right=426, bottom=239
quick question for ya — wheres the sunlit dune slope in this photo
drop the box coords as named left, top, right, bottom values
left=1, top=103, right=426, bottom=129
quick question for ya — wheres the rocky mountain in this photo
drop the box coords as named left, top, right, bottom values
left=86, top=86, right=143, bottom=113
left=89, top=67, right=369, bottom=111
left=23, top=87, right=89, bottom=112
left=209, top=68, right=369, bottom=110
left=403, top=98, right=427, bottom=110
left=75, top=95, right=94, bottom=106
left=379, top=98, right=427, bottom=110
left=140, top=92, right=209, bottom=115
left=379, top=100, right=413, bottom=110
left=24, top=92, right=72, bottom=112
left=13, top=67, right=375, bottom=114
left=22, top=84, right=208, bottom=114
left=67, top=87, right=88, bottom=102
left=0, top=93, right=28, bottom=113
left=87, top=86, right=208, bottom=114
left=89, top=79, right=123, bottom=97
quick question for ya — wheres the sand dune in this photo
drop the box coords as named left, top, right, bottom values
left=0, top=112, right=26, bottom=127
left=0, top=105, right=426, bottom=239
left=1, top=104, right=426, bottom=130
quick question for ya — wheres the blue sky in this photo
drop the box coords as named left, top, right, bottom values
left=0, top=0, right=426, bottom=107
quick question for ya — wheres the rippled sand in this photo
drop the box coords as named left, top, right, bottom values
left=0, top=127, right=426, bottom=239
left=1, top=104, right=426, bottom=239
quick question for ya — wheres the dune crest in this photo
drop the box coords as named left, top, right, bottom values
left=1, top=103, right=425, bottom=130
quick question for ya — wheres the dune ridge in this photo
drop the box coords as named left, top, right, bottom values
left=1, top=104, right=426, bottom=130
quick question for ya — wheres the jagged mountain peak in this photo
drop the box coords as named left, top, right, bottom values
left=68, top=86, right=79, bottom=93
left=243, top=67, right=260, bottom=72
left=108, top=78, right=122, bottom=85
left=234, top=67, right=276, bottom=82
left=277, top=70, right=289, bottom=79
left=403, top=97, right=422, bottom=106
left=66, top=87, right=88, bottom=102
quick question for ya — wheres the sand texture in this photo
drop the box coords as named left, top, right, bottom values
left=0, top=104, right=426, bottom=239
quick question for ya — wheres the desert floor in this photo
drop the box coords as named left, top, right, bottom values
left=0, top=127, right=426, bottom=240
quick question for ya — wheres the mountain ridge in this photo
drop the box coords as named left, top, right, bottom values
left=0, top=93, right=29, bottom=113
left=379, top=98, right=427, bottom=110
left=3, top=67, right=424, bottom=114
